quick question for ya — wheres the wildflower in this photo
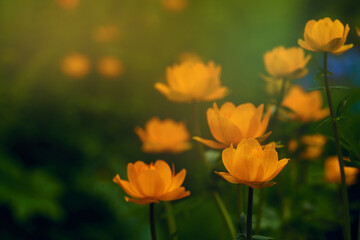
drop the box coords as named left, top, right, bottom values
left=194, top=102, right=271, bottom=149
left=281, top=85, right=329, bottom=122
left=264, top=46, right=311, bottom=79
left=61, top=53, right=90, bottom=78
left=298, top=17, right=353, bottom=55
left=215, top=139, right=289, bottom=188
left=135, top=117, right=191, bottom=153
left=325, top=156, right=359, bottom=186
left=155, top=61, right=228, bottom=102
left=97, top=56, right=124, bottom=78
left=300, top=134, right=327, bottom=159
left=114, top=160, right=190, bottom=204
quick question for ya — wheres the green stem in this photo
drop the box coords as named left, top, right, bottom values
left=247, top=187, right=254, bottom=240
left=357, top=209, right=360, bottom=240
left=323, top=52, right=351, bottom=240
left=255, top=188, right=264, bottom=234
left=237, top=184, right=244, bottom=217
left=212, top=191, right=236, bottom=238
left=164, top=202, right=178, bottom=240
left=191, top=101, right=206, bottom=165
left=149, top=203, right=157, bottom=240
left=270, top=78, right=287, bottom=128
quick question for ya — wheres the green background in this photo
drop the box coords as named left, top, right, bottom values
left=0, top=0, right=360, bottom=239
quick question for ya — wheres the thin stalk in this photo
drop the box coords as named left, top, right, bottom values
left=212, top=191, right=236, bottom=238
left=323, top=52, right=351, bottom=240
left=237, top=184, right=244, bottom=217
left=149, top=203, right=157, bottom=240
left=164, top=202, right=178, bottom=240
left=357, top=209, right=360, bottom=240
left=191, top=101, right=206, bottom=165
left=255, top=189, right=264, bottom=234
left=270, top=78, right=287, bottom=128
left=247, top=187, right=254, bottom=240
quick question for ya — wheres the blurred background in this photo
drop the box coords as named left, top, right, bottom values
left=0, top=0, right=360, bottom=239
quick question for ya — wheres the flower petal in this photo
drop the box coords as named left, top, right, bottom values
left=169, top=169, right=187, bottom=191
left=158, top=187, right=190, bottom=201
left=193, top=136, right=227, bottom=149
left=215, top=171, right=242, bottom=184
left=125, top=196, right=158, bottom=204
left=137, top=169, right=165, bottom=198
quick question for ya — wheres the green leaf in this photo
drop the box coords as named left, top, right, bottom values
left=252, top=235, right=274, bottom=240
left=336, top=95, right=350, bottom=117
left=316, top=117, right=330, bottom=129
left=306, top=86, right=349, bottom=92
left=236, top=213, right=247, bottom=240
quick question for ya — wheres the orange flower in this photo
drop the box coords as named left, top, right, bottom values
left=356, top=27, right=360, bottom=37
left=281, top=85, right=329, bottom=122
left=288, top=139, right=298, bottom=153
left=155, top=61, right=228, bottom=102
left=56, top=0, right=79, bottom=10
left=113, top=160, right=190, bottom=204
left=135, top=117, right=191, bottom=153
left=194, top=102, right=271, bottom=149
left=61, top=53, right=90, bottom=78
left=264, top=46, right=311, bottom=79
left=298, top=17, right=353, bottom=55
left=97, top=56, right=124, bottom=78
left=300, top=134, right=327, bottom=159
left=325, top=156, right=359, bottom=186
left=215, top=139, right=289, bottom=188
left=162, top=0, right=188, bottom=12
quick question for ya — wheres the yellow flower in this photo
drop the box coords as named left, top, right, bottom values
left=298, top=17, right=353, bottom=55
left=135, top=117, right=191, bottom=153
left=288, top=139, right=298, bottom=153
left=61, top=53, right=90, bottom=78
left=113, top=160, right=190, bottom=204
left=325, top=156, right=359, bottom=186
left=215, top=139, right=289, bottom=188
left=281, top=85, right=329, bottom=122
left=300, top=134, right=327, bottom=159
left=194, top=102, right=271, bottom=149
left=97, top=56, right=124, bottom=78
left=155, top=61, right=228, bottom=102
left=356, top=27, right=360, bottom=37
left=264, top=46, right=311, bottom=79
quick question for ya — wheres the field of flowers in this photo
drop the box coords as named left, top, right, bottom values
left=0, top=0, right=360, bottom=239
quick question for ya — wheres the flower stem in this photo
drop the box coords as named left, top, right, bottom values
left=247, top=187, right=254, bottom=240
left=149, top=203, right=157, bottom=240
left=164, top=202, right=178, bottom=240
left=255, top=188, right=264, bottom=234
left=191, top=101, right=206, bottom=165
left=212, top=191, right=236, bottom=238
left=237, top=184, right=244, bottom=217
left=357, top=209, right=360, bottom=240
left=270, top=78, right=287, bottom=128
left=323, top=52, right=351, bottom=240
